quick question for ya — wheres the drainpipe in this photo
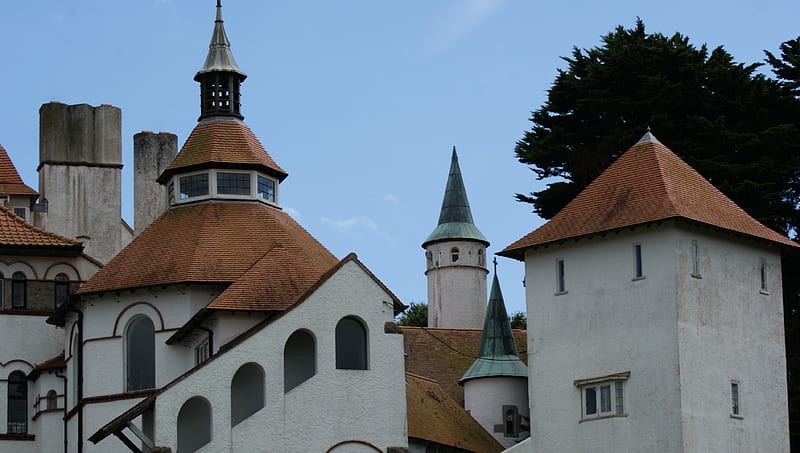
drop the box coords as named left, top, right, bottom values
left=67, top=308, right=84, bottom=453
left=55, top=369, right=67, bottom=453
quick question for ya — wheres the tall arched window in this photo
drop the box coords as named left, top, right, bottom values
left=335, top=317, right=368, bottom=370
left=177, top=397, right=211, bottom=453
left=11, top=272, right=26, bottom=308
left=126, top=316, right=155, bottom=391
left=284, top=330, right=315, bottom=392
left=231, top=363, right=265, bottom=426
left=55, top=273, right=69, bottom=308
left=7, top=371, right=27, bottom=434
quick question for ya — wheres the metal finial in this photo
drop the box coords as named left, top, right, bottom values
left=493, top=257, right=498, bottom=273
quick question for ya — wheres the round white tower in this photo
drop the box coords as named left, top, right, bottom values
left=422, top=147, right=489, bottom=328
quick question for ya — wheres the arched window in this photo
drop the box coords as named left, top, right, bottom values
left=335, top=317, right=368, bottom=370
left=177, top=397, right=211, bottom=453
left=55, top=273, right=69, bottom=308
left=46, top=389, right=58, bottom=410
left=284, top=330, right=315, bottom=392
left=8, top=371, right=27, bottom=434
left=231, top=363, right=265, bottom=426
left=126, top=316, right=155, bottom=391
left=451, top=247, right=460, bottom=263
left=11, top=272, right=26, bottom=308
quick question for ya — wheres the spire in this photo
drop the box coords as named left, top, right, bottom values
left=422, top=147, right=488, bottom=247
left=195, top=1, right=247, bottom=121
left=459, top=268, right=527, bottom=384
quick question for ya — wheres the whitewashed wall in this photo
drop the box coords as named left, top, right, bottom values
left=425, top=239, right=488, bottom=328
left=464, top=376, right=529, bottom=448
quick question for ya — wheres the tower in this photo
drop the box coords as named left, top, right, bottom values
left=423, top=147, right=488, bottom=328
left=460, top=263, right=529, bottom=448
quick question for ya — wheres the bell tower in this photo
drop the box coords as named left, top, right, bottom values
left=422, top=147, right=489, bottom=328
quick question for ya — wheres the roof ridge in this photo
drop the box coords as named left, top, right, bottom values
left=0, top=205, right=81, bottom=247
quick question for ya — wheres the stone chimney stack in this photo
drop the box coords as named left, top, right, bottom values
left=134, top=132, right=177, bottom=235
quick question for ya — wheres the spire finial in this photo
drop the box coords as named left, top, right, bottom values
left=493, top=257, right=497, bottom=274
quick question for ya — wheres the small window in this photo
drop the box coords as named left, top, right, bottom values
left=11, top=272, right=26, bottom=308
left=731, top=381, right=742, bottom=417
left=284, top=330, right=315, bottom=392
left=504, top=405, right=520, bottom=437
left=177, top=397, right=212, bottom=453
left=759, top=258, right=768, bottom=293
left=167, top=182, right=175, bottom=205
left=335, top=317, right=368, bottom=370
left=13, top=207, right=26, bottom=220
left=575, top=372, right=629, bottom=421
left=0, top=273, right=4, bottom=308
left=46, top=390, right=58, bottom=410
left=257, top=176, right=275, bottom=202
left=179, top=173, right=209, bottom=199
left=633, top=243, right=644, bottom=279
left=8, top=371, right=27, bottom=434
left=195, top=338, right=210, bottom=365
left=691, top=240, right=701, bottom=278
left=451, top=247, right=459, bottom=263
left=217, top=172, right=251, bottom=196
left=55, top=273, right=69, bottom=308
left=478, top=249, right=484, bottom=266
left=556, top=259, right=566, bottom=294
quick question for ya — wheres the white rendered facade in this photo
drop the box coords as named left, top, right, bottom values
left=425, top=239, right=488, bottom=329
left=522, top=222, right=789, bottom=452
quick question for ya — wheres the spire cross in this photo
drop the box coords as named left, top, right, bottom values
left=493, top=257, right=497, bottom=273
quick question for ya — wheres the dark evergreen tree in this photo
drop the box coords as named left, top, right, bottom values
left=397, top=302, right=428, bottom=327
left=515, top=22, right=800, bottom=448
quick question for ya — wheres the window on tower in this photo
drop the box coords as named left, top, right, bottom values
left=575, top=372, right=629, bottom=421
left=179, top=173, right=209, bottom=199
left=451, top=247, right=459, bottom=263
left=555, top=259, right=566, bottom=294
left=217, top=172, right=251, bottom=195
left=257, top=175, right=275, bottom=202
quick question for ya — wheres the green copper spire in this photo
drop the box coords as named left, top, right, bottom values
left=422, top=147, right=488, bottom=248
left=460, top=264, right=527, bottom=384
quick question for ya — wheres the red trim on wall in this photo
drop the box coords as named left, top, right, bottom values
left=325, top=440, right=383, bottom=453
left=112, top=301, right=167, bottom=335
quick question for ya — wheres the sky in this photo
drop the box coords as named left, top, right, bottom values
left=3, top=0, right=799, bottom=316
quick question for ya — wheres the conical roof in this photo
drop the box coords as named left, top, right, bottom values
left=194, top=1, right=246, bottom=81
left=423, top=147, right=488, bottom=247
left=459, top=269, right=527, bottom=383
left=500, top=132, right=798, bottom=260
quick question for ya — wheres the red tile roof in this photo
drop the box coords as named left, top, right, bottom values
left=501, top=137, right=798, bottom=259
left=406, top=373, right=504, bottom=453
left=402, top=327, right=527, bottom=407
left=0, top=145, right=38, bottom=196
left=0, top=205, right=81, bottom=249
left=77, top=201, right=336, bottom=295
left=158, top=120, right=287, bottom=183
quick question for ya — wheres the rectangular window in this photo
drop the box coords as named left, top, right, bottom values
left=731, top=381, right=741, bottom=417
left=556, top=259, right=566, bottom=294
left=759, top=258, right=768, bottom=293
left=633, top=243, right=643, bottom=279
left=167, top=182, right=175, bottom=205
left=179, top=173, right=209, bottom=199
left=257, top=175, right=275, bottom=201
left=217, top=172, right=251, bottom=195
left=195, top=339, right=210, bottom=365
left=691, top=240, right=701, bottom=277
left=575, top=372, right=629, bottom=421
left=13, top=207, right=26, bottom=220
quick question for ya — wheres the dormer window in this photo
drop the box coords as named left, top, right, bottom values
left=257, top=176, right=275, bottom=202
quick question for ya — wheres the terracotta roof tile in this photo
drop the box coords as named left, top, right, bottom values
left=402, top=327, right=527, bottom=407
left=501, top=138, right=798, bottom=258
left=0, top=145, right=38, bottom=196
left=406, top=373, right=504, bottom=453
left=0, top=205, right=81, bottom=249
left=158, top=120, right=287, bottom=183
left=77, top=202, right=336, bottom=295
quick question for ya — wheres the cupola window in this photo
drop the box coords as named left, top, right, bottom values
left=217, top=172, right=251, bottom=195
left=257, top=175, right=275, bottom=202
left=179, top=173, right=210, bottom=199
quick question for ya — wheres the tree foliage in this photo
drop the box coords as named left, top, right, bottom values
left=397, top=302, right=428, bottom=327
left=515, top=22, right=800, bottom=447
left=515, top=20, right=800, bottom=237
left=509, top=311, right=527, bottom=330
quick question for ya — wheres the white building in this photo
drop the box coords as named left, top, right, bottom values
left=500, top=131, right=795, bottom=452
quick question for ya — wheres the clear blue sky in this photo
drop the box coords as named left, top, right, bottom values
left=3, top=1, right=799, bottom=316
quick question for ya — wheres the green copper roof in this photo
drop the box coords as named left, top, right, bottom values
left=422, top=147, right=488, bottom=248
left=460, top=269, right=527, bottom=383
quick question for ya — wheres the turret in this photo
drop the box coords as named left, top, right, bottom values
left=423, top=147, right=488, bottom=328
